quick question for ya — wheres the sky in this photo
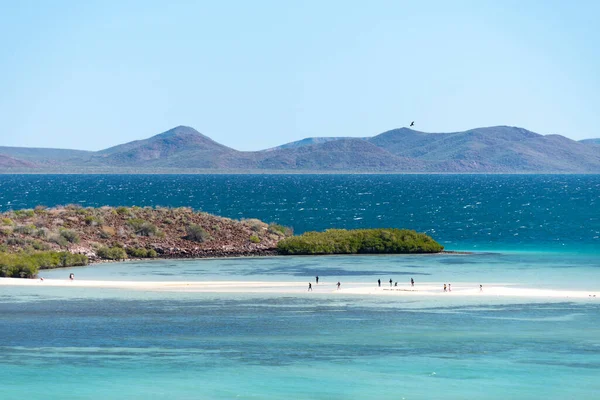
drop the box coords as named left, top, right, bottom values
left=0, top=0, right=599, bottom=151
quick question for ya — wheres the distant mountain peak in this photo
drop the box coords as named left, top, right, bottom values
left=155, top=125, right=202, bottom=138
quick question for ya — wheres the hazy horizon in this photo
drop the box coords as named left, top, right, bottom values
left=1, top=1, right=599, bottom=150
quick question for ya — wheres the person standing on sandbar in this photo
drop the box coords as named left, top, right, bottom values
left=308, top=283, right=312, bottom=291
left=378, top=279, right=381, bottom=287
left=411, top=278, right=414, bottom=287
left=316, top=276, right=319, bottom=284
left=389, top=279, right=393, bottom=287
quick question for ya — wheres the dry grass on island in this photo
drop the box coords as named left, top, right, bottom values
left=0, top=205, right=292, bottom=277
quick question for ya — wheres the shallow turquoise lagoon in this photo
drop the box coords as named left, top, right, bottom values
left=2, top=253, right=600, bottom=399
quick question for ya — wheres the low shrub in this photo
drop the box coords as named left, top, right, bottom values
left=34, top=205, right=48, bottom=214
left=243, top=218, right=267, bottom=232
left=48, top=234, right=69, bottom=248
left=13, top=224, right=36, bottom=235
left=84, top=216, right=104, bottom=226
left=31, top=240, right=51, bottom=251
left=125, top=247, right=158, bottom=258
left=268, top=223, right=293, bottom=237
left=184, top=224, right=210, bottom=243
left=35, top=228, right=49, bottom=238
left=6, top=237, right=26, bottom=246
left=127, top=218, right=159, bottom=237
left=115, top=206, right=130, bottom=215
left=96, top=246, right=128, bottom=260
left=13, top=209, right=35, bottom=218
left=59, top=229, right=80, bottom=244
left=249, top=235, right=261, bottom=243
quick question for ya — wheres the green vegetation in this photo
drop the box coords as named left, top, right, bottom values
left=84, top=215, right=104, bottom=226
left=59, top=228, right=80, bottom=244
left=13, top=209, right=35, bottom=218
left=184, top=224, right=210, bottom=243
left=125, top=247, right=158, bottom=258
left=249, top=235, right=261, bottom=243
left=13, top=224, right=36, bottom=235
left=268, top=223, right=293, bottom=236
left=243, top=218, right=266, bottom=232
left=277, top=228, right=443, bottom=255
left=0, top=251, right=88, bottom=278
left=96, top=246, right=128, bottom=260
left=30, top=240, right=51, bottom=251
left=48, top=233, right=69, bottom=248
left=115, top=206, right=130, bottom=215
left=127, top=218, right=160, bottom=237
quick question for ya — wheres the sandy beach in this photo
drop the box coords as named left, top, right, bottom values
left=2, top=277, right=598, bottom=299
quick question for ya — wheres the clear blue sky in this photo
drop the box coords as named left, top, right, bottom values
left=1, top=0, right=598, bottom=150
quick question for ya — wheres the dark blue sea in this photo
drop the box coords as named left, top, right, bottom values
left=0, top=174, right=598, bottom=252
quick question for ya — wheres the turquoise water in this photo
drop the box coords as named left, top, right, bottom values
left=1, top=174, right=599, bottom=398
left=0, top=174, right=598, bottom=252
left=2, top=253, right=600, bottom=399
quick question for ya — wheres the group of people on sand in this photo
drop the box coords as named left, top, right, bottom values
left=377, top=278, right=415, bottom=288
left=309, top=276, right=340, bottom=291
left=309, top=275, right=484, bottom=293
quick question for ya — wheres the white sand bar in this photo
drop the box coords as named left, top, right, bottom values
left=1, top=278, right=599, bottom=299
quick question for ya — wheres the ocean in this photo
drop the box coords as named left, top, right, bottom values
left=0, top=174, right=598, bottom=252
left=1, top=174, right=599, bottom=399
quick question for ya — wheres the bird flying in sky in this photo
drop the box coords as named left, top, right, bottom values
left=410, top=121, right=414, bottom=127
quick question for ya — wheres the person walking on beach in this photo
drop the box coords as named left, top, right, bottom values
left=443, top=284, right=447, bottom=292
left=378, top=279, right=381, bottom=287
left=480, top=284, right=483, bottom=292
left=308, top=283, right=312, bottom=291
left=411, top=278, right=414, bottom=287
left=337, top=282, right=341, bottom=290
left=389, top=279, right=393, bottom=287
left=448, top=283, right=451, bottom=292
left=316, top=276, right=319, bottom=284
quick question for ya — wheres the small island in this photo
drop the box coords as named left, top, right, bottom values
left=0, top=205, right=443, bottom=278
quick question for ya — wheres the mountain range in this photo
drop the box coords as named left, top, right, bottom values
left=1, top=125, right=599, bottom=173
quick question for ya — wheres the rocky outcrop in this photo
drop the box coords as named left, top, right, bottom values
left=0, top=206, right=292, bottom=261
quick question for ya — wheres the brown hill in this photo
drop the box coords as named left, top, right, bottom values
left=0, top=154, right=36, bottom=168
left=95, top=126, right=238, bottom=168
left=0, top=206, right=292, bottom=260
